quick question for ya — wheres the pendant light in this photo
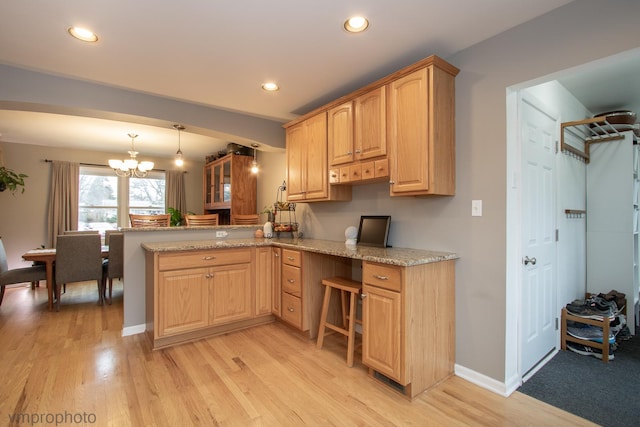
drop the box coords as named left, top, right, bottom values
left=108, top=133, right=154, bottom=177
left=250, top=143, right=259, bottom=174
left=173, top=124, right=185, bottom=167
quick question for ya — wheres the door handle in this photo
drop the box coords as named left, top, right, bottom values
left=523, top=256, right=537, bottom=266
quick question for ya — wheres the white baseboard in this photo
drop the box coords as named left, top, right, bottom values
left=455, top=364, right=517, bottom=397
left=122, top=324, right=145, bottom=337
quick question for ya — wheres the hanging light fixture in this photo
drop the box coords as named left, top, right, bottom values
left=250, top=143, right=259, bottom=174
left=108, top=133, right=154, bottom=177
left=173, top=124, right=185, bottom=167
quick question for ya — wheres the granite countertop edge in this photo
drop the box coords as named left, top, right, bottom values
left=141, top=238, right=458, bottom=267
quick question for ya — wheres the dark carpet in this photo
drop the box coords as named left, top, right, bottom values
left=518, top=335, right=640, bottom=427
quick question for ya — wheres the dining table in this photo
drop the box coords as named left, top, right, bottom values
left=22, top=246, right=109, bottom=311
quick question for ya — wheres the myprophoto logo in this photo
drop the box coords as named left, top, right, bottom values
left=7, top=411, right=96, bottom=425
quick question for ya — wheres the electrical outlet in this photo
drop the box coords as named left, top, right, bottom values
left=216, top=230, right=228, bottom=238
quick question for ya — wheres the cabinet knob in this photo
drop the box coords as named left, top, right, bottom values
left=274, top=252, right=279, bottom=257
left=287, top=307, right=295, bottom=312
left=355, top=149, right=361, bottom=154
left=361, top=293, right=368, bottom=299
left=389, top=180, right=395, bottom=185
left=287, top=279, right=295, bottom=283
left=347, top=151, right=353, bottom=155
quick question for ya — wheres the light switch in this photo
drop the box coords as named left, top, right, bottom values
left=472, top=200, right=483, bottom=217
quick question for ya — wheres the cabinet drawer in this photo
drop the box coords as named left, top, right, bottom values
left=158, top=249, right=251, bottom=271
left=282, top=249, right=302, bottom=267
left=363, top=262, right=402, bottom=292
left=281, top=292, right=303, bottom=329
left=282, top=264, right=302, bottom=297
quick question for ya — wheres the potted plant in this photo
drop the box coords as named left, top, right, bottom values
left=0, top=166, right=28, bottom=194
left=166, top=207, right=183, bottom=226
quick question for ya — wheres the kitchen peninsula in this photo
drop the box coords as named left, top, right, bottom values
left=141, top=234, right=457, bottom=398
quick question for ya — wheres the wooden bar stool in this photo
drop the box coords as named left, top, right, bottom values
left=316, top=276, right=362, bottom=367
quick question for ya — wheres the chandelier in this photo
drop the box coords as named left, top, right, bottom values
left=108, top=133, right=154, bottom=177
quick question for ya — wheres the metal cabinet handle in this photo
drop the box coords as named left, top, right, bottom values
left=205, top=273, right=214, bottom=279
left=355, top=149, right=361, bottom=153
left=389, top=180, right=395, bottom=185
left=347, top=151, right=353, bottom=155
left=360, top=293, right=367, bottom=299
left=274, top=252, right=279, bottom=257
left=287, top=307, right=295, bottom=312
left=374, top=275, right=388, bottom=280
left=202, top=256, right=216, bottom=260
left=287, top=256, right=295, bottom=261
left=287, top=279, right=295, bottom=283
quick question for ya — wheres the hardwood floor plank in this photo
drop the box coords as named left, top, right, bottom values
left=0, top=282, right=597, bottom=426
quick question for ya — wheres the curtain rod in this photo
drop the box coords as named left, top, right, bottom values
left=42, top=159, right=187, bottom=173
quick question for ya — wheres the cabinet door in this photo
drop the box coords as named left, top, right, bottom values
left=388, top=68, right=429, bottom=195
left=271, top=247, right=282, bottom=317
left=208, top=263, right=252, bottom=326
left=203, top=164, right=213, bottom=209
left=213, top=162, right=223, bottom=204
left=222, top=159, right=232, bottom=204
left=158, top=268, right=209, bottom=337
left=286, top=123, right=306, bottom=201
left=362, top=283, right=403, bottom=382
left=255, top=247, right=272, bottom=316
left=328, top=101, right=354, bottom=166
left=355, top=86, right=386, bottom=160
left=304, top=112, right=329, bottom=200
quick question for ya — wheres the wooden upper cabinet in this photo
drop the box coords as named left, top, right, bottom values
left=286, top=54, right=457, bottom=197
left=286, top=112, right=351, bottom=202
left=328, top=102, right=354, bottom=166
left=388, top=64, right=456, bottom=196
left=355, top=86, right=386, bottom=161
left=328, top=87, right=386, bottom=167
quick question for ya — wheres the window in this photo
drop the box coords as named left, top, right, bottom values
left=79, top=166, right=166, bottom=231
left=79, top=166, right=119, bottom=233
left=129, top=171, right=166, bottom=215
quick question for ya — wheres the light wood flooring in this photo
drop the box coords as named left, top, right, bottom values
left=0, top=281, right=596, bottom=426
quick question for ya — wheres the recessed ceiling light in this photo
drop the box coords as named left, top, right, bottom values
left=344, top=16, right=369, bottom=33
left=67, top=26, right=99, bottom=42
left=262, top=82, right=279, bottom=92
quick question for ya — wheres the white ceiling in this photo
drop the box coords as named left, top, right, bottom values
left=1, top=0, right=637, bottom=161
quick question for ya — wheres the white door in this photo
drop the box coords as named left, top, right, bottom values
left=519, top=94, right=558, bottom=375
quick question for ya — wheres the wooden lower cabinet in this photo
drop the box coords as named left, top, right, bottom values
left=147, top=247, right=273, bottom=349
left=271, top=247, right=282, bottom=317
left=158, top=267, right=209, bottom=337
left=208, top=263, right=252, bottom=326
left=276, top=249, right=351, bottom=339
left=362, top=259, right=455, bottom=398
left=255, top=247, right=273, bottom=316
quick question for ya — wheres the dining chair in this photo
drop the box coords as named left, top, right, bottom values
left=104, top=229, right=121, bottom=245
left=54, top=234, right=104, bottom=310
left=184, top=213, right=219, bottom=226
left=0, top=237, right=47, bottom=307
left=129, top=213, right=171, bottom=228
left=102, top=232, right=123, bottom=304
left=231, top=214, right=260, bottom=225
left=63, top=230, right=100, bottom=235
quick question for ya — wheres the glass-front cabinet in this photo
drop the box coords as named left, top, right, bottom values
left=203, top=153, right=257, bottom=224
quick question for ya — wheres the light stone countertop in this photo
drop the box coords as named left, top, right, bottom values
left=141, top=237, right=458, bottom=267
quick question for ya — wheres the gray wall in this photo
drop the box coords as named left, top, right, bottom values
left=1, top=0, right=639, bottom=389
